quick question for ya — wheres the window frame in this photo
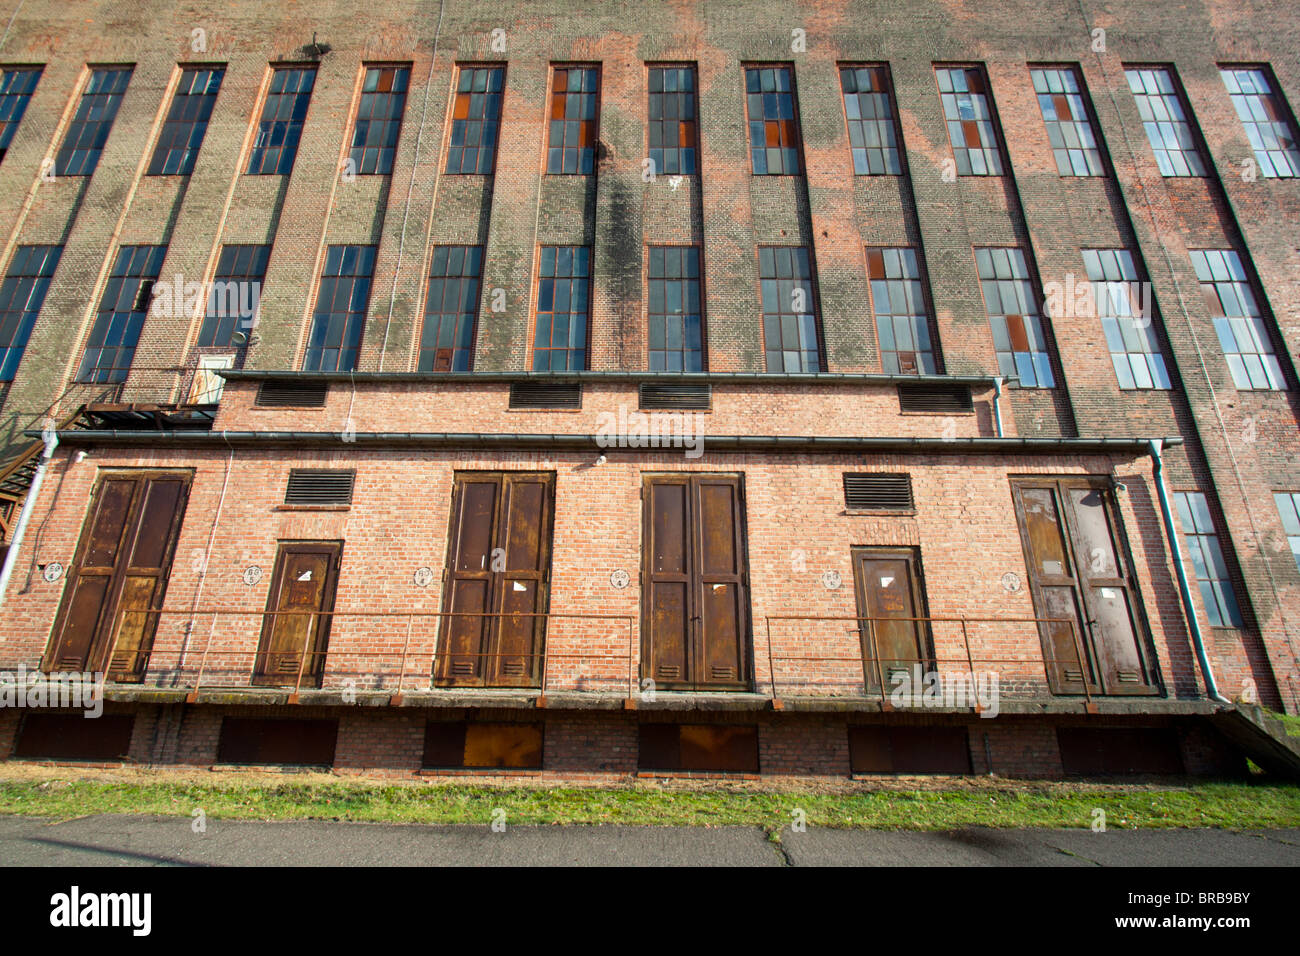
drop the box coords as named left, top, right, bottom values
left=445, top=63, right=506, bottom=176
left=973, top=245, right=1058, bottom=389
left=0, top=244, right=62, bottom=381
left=531, top=244, right=592, bottom=371
left=646, top=63, right=699, bottom=178
left=1028, top=63, right=1109, bottom=178
left=933, top=63, right=1008, bottom=177
left=1189, top=247, right=1287, bottom=391
left=1219, top=63, right=1300, bottom=179
left=1123, top=64, right=1209, bottom=178
left=302, top=244, right=377, bottom=372
left=147, top=65, right=225, bottom=176
left=756, top=244, right=824, bottom=373
left=0, top=65, right=42, bottom=162
left=76, top=244, right=168, bottom=384
left=545, top=64, right=600, bottom=176
left=418, top=244, right=483, bottom=372
left=743, top=63, right=804, bottom=176
left=347, top=63, right=411, bottom=176
left=864, top=245, right=941, bottom=375
left=1173, top=490, right=1245, bottom=629
left=55, top=65, right=133, bottom=177
left=838, top=62, right=906, bottom=177
left=246, top=64, right=317, bottom=176
left=645, top=244, right=706, bottom=372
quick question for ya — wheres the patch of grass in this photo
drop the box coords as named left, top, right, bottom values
left=0, top=774, right=1297, bottom=830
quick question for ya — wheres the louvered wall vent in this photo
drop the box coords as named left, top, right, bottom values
left=897, top=383, right=973, bottom=413
left=639, top=382, right=712, bottom=410
left=843, top=473, right=915, bottom=512
left=508, top=382, right=582, bottom=409
left=256, top=380, right=329, bottom=407
left=284, top=469, right=356, bottom=506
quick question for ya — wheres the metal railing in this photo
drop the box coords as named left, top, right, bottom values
left=16, top=605, right=1115, bottom=707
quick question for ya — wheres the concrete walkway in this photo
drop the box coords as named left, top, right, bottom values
left=1, top=815, right=1298, bottom=866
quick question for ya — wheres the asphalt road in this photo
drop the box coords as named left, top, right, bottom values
left=1, top=815, right=1298, bottom=866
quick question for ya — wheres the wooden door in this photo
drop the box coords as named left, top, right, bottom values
left=436, top=472, right=555, bottom=687
left=45, top=472, right=190, bottom=681
left=1011, top=478, right=1155, bottom=696
left=851, top=547, right=933, bottom=692
left=252, top=542, right=341, bottom=687
left=643, top=474, right=751, bottom=690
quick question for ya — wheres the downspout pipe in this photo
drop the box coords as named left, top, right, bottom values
left=992, top=376, right=1004, bottom=438
left=0, top=429, right=57, bottom=606
left=1148, top=438, right=1228, bottom=703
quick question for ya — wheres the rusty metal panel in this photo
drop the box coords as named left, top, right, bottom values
left=217, top=717, right=338, bottom=766
left=46, top=473, right=189, bottom=680
left=642, top=475, right=751, bottom=690
left=1012, top=478, right=1156, bottom=697
left=851, top=547, right=932, bottom=690
left=1057, top=727, right=1183, bottom=775
left=849, top=726, right=972, bottom=774
left=252, top=542, right=341, bottom=687
left=14, top=714, right=134, bottom=761
left=638, top=723, right=759, bottom=772
left=422, top=721, right=543, bottom=768
left=436, top=472, right=555, bottom=688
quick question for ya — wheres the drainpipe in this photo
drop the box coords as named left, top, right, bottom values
left=992, top=377, right=1005, bottom=438
left=0, top=429, right=58, bottom=606
left=1148, top=438, right=1228, bottom=703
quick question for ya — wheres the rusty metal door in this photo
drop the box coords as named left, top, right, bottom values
left=851, top=547, right=933, bottom=692
left=436, top=472, right=555, bottom=687
left=1011, top=478, right=1155, bottom=696
left=45, top=472, right=190, bottom=681
left=643, top=474, right=751, bottom=690
left=252, top=542, right=341, bottom=687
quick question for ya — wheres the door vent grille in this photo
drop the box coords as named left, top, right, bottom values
left=639, top=382, right=712, bottom=410
left=843, top=473, right=914, bottom=512
left=897, top=383, right=973, bottom=413
left=508, top=382, right=582, bottom=409
left=284, top=469, right=356, bottom=506
left=256, top=380, right=329, bottom=407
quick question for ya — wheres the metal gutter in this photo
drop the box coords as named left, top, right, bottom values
left=216, top=369, right=1004, bottom=387
left=0, top=428, right=57, bottom=605
left=32, top=429, right=1184, bottom=456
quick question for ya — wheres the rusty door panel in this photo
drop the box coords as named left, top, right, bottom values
left=642, top=475, right=752, bottom=690
left=1012, top=478, right=1156, bottom=697
left=108, top=477, right=189, bottom=680
left=253, top=543, right=341, bottom=687
left=646, top=480, right=690, bottom=682
left=1063, top=486, right=1154, bottom=695
left=492, top=475, right=553, bottom=686
left=851, top=548, right=933, bottom=691
left=45, top=473, right=189, bottom=679
left=436, top=472, right=555, bottom=688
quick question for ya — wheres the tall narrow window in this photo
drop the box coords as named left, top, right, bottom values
left=1030, top=66, right=1104, bottom=176
left=349, top=65, right=408, bottom=175
left=865, top=247, right=935, bottom=374
left=648, top=66, right=697, bottom=176
left=935, top=66, right=1004, bottom=175
left=446, top=66, right=503, bottom=174
left=198, top=245, right=270, bottom=347
left=77, top=245, right=166, bottom=383
left=547, top=67, right=598, bottom=174
left=976, top=247, right=1054, bottom=387
left=0, top=245, right=61, bottom=381
left=648, top=246, right=703, bottom=372
left=840, top=65, right=901, bottom=175
left=1082, top=249, right=1170, bottom=389
left=148, top=67, right=223, bottom=175
left=304, top=245, right=375, bottom=372
left=1220, top=67, right=1300, bottom=179
left=745, top=66, right=801, bottom=175
left=759, top=246, right=820, bottom=373
left=55, top=67, right=131, bottom=176
left=420, top=245, right=482, bottom=372
left=1125, top=67, right=1206, bottom=176
left=0, top=67, right=41, bottom=163
left=533, top=246, right=589, bottom=370
left=247, top=66, right=316, bottom=175
left=1273, top=493, right=1300, bottom=573
left=1190, top=249, right=1284, bottom=390
left=1173, top=491, right=1244, bottom=628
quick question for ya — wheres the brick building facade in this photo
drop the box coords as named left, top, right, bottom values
left=0, top=0, right=1297, bottom=778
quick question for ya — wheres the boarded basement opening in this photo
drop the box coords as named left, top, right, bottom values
left=1057, top=727, right=1184, bottom=775
left=217, top=717, right=338, bottom=766
left=849, top=726, right=972, bottom=773
left=13, top=714, right=135, bottom=761
left=422, top=721, right=543, bottom=769
left=638, top=723, right=759, bottom=772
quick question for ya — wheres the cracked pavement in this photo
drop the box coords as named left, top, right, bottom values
left=1, top=815, right=1298, bottom=865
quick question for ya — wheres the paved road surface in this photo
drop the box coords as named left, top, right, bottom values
left=1, top=815, right=1297, bottom=865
